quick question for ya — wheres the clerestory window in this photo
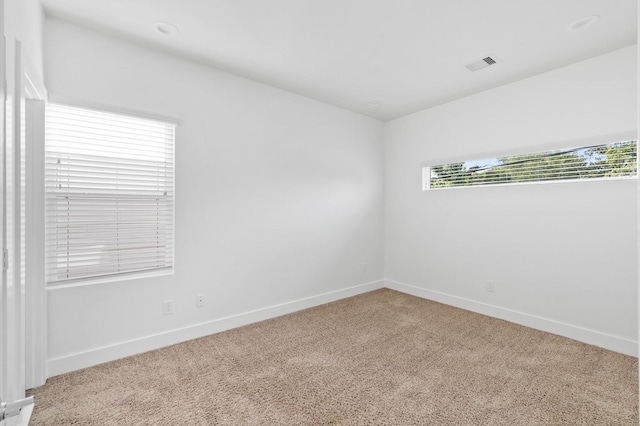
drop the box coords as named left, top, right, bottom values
left=423, top=140, right=637, bottom=190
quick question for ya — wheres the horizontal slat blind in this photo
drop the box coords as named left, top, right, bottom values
left=424, top=141, right=637, bottom=190
left=45, top=103, right=175, bottom=284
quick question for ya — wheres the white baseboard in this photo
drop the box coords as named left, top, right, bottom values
left=385, top=279, right=638, bottom=357
left=47, top=280, right=385, bottom=377
left=46, top=277, right=636, bottom=378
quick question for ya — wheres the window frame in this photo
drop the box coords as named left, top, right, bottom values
left=44, top=101, right=177, bottom=287
left=422, top=135, right=638, bottom=191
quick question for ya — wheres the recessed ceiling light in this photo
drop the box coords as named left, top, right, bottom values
left=367, top=101, right=381, bottom=107
left=154, top=21, right=179, bottom=36
left=567, top=15, right=600, bottom=32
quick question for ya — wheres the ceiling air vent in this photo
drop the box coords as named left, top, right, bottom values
left=465, top=56, right=498, bottom=72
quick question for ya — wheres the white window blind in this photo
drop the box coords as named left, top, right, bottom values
left=424, top=140, right=637, bottom=190
left=45, top=103, right=175, bottom=285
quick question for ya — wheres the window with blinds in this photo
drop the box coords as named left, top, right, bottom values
left=45, top=103, right=175, bottom=285
left=423, top=140, right=637, bottom=190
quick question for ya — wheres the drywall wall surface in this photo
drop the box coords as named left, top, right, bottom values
left=44, top=18, right=384, bottom=374
left=384, top=46, right=638, bottom=355
left=6, top=0, right=44, bottom=80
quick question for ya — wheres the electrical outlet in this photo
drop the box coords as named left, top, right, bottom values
left=196, top=294, right=205, bottom=308
left=162, top=300, right=174, bottom=315
left=485, top=280, right=495, bottom=293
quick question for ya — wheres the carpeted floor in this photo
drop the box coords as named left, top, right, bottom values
left=28, top=289, right=638, bottom=425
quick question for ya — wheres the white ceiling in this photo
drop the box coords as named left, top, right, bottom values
left=40, top=0, right=637, bottom=121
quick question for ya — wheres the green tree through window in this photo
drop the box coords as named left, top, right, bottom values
left=425, top=141, right=637, bottom=189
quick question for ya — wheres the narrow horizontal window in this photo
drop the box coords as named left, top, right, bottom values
left=423, top=140, right=637, bottom=190
left=45, top=103, right=175, bottom=285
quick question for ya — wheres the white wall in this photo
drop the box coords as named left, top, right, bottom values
left=6, top=0, right=43, bottom=79
left=42, top=16, right=638, bottom=376
left=44, top=18, right=384, bottom=375
left=384, top=46, right=638, bottom=356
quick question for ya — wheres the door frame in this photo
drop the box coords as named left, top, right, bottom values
left=1, top=4, right=47, bottom=419
left=23, top=61, right=46, bottom=390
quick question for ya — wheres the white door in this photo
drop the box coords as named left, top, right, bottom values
left=1, top=0, right=34, bottom=422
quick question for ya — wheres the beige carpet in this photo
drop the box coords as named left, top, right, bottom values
left=28, top=289, right=638, bottom=425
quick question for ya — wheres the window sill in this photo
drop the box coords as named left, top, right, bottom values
left=46, top=268, right=174, bottom=290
